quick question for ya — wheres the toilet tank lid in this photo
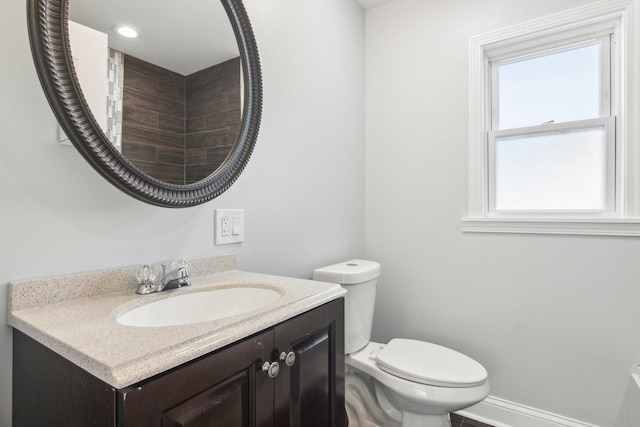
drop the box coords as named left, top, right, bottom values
left=312, top=259, right=381, bottom=284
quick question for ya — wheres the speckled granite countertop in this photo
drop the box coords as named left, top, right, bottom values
left=7, top=255, right=345, bottom=389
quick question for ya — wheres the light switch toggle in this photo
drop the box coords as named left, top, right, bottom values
left=232, top=217, right=241, bottom=236
left=215, top=209, right=244, bottom=245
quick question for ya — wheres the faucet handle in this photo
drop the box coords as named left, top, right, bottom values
left=135, top=264, right=160, bottom=284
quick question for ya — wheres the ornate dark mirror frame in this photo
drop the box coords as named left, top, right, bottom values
left=27, top=0, right=262, bottom=207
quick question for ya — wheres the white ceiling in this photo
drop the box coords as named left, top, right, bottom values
left=69, top=0, right=239, bottom=76
left=69, top=0, right=398, bottom=75
left=357, top=0, right=396, bottom=11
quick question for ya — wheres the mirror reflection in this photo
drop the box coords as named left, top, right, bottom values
left=68, top=0, right=243, bottom=184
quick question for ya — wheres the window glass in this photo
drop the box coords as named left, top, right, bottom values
left=494, top=127, right=606, bottom=211
left=497, top=43, right=601, bottom=130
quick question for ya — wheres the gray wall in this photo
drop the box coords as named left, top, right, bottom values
left=364, top=0, right=640, bottom=426
left=0, top=0, right=365, bottom=424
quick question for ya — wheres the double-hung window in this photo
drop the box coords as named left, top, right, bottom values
left=465, top=0, right=639, bottom=236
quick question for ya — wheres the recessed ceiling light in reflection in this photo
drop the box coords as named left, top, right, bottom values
left=114, top=25, right=139, bottom=38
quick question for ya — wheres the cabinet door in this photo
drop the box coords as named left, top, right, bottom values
left=118, top=330, right=274, bottom=427
left=13, top=330, right=116, bottom=427
left=273, top=299, right=345, bottom=427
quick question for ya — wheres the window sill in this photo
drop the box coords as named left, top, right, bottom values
left=461, top=217, right=640, bottom=236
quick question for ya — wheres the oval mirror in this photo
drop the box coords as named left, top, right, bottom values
left=27, top=0, right=262, bottom=207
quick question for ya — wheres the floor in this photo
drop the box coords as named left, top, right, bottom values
left=345, top=411, right=493, bottom=426
left=451, top=413, right=494, bottom=427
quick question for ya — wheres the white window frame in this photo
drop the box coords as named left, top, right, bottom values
left=463, top=0, right=640, bottom=236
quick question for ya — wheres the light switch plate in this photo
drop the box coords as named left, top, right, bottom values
left=215, top=209, right=244, bottom=245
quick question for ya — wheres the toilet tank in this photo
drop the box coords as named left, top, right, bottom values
left=313, top=260, right=381, bottom=354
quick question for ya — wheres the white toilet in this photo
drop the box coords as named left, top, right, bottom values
left=313, top=260, right=490, bottom=427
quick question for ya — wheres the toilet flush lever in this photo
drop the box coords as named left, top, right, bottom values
left=279, top=351, right=296, bottom=367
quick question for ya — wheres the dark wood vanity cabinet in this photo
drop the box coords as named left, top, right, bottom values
left=13, top=298, right=345, bottom=427
left=273, top=301, right=345, bottom=427
left=119, top=328, right=274, bottom=426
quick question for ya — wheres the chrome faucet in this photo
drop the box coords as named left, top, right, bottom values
left=135, top=260, right=192, bottom=295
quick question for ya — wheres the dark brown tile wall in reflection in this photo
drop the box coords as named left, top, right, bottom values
left=121, top=55, right=242, bottom=185
left=185, top=57, right=242, bottom=183
left=121, top=55, right=186, bottom=185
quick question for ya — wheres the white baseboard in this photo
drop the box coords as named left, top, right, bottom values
left=455, top=396, right=599, bottom=427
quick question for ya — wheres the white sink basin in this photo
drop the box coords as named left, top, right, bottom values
left=117, top=287, right=282, bottom=327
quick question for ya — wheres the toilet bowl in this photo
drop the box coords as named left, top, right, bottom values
left=313, top=260, right=490, bottom=427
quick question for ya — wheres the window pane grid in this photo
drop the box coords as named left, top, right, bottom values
left=486, top=34, right=614, bottom=214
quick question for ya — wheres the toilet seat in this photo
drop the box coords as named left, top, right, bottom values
left=347, top=341, right=491, bottom=418
left=376, top=338, right=488, bottom=388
